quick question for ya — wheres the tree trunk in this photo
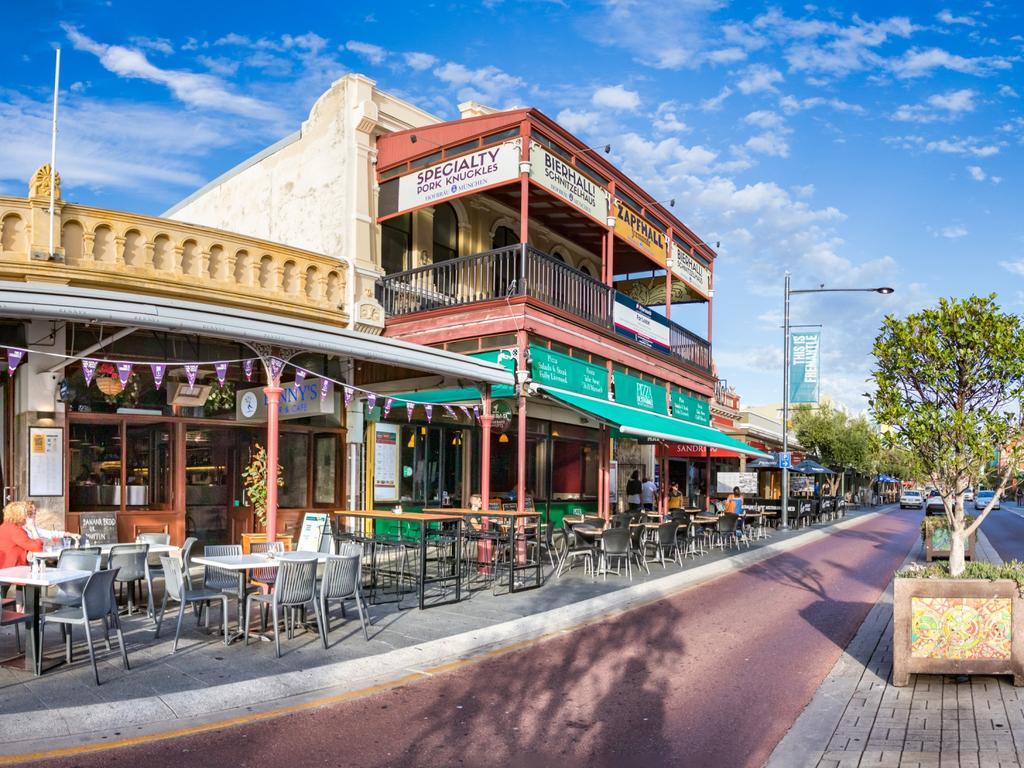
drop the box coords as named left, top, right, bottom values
left=948, top=526, right=967, bottom=577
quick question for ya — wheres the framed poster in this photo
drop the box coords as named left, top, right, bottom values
left=374, top=424, right=400, bottom=502
left=29, top=426, right=63, bottom=497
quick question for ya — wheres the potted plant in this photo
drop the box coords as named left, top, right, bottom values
left=872, top=295, right=1024, bottom=685
left=921, top=515, right=976, bottom=562
left=239, top=443, right=291, bottom=553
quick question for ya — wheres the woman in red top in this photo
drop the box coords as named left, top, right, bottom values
left=0, top=501, right=44, bottom=568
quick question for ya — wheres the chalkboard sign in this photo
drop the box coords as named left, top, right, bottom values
left=296, top=512, right=330, bottom=553
left=78, top=512, right=118, bottom=545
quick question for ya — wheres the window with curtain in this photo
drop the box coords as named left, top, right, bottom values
left=381, top=213, right=411, bottom=275
left=432, top=203, right=458, bottom=263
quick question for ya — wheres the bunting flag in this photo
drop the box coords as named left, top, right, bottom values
left=443, top=405, right=456, bottom=419
left=459, top=405, right=471, bottom=421
left=294, top=368, right=306, bottom=387
left=215, top=362, right=229, bottom=386
left=406, top=402, right=415, bottom=421
left=473, top=405, right=480, bottom=421
left=6, top=348, right=25, bottom=375
left=150, top=363, right=166, bottom=389
left=366, top=393, right=377, bottom=411
left=184, top=363, right=199, bottom=388
left=320, top=378, right=330, bottom=400
left=243, top=359, right=254, bottom=382
left=343, top=385, right=354, bottom=407
left=116, top=362, right=133, bottom=386
left=268, top=357, right=285, bottom=382
left=82, top=359, right=98, bottom=386
left=383, top=397, right=393, bottom=418
left=425, top=404, right=433, bottom=423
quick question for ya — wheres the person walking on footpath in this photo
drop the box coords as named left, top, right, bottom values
left=626, top=471, right=643, bottom=512
left=641, top=476, right=657, bottom=511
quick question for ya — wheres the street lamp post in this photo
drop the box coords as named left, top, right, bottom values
left=780, top=274, right=893, bottom=529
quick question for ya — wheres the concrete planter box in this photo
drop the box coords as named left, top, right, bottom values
left=893, top=577, right=1024, bottom=687
left=923, top=527, right=976, bottom=562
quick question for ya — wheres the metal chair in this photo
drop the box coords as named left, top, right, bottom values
left=39, top=568, right=128, bottom=685
left=318, top=553, right=370, bottom=644
left=599, top=527, right=632, bottom=580
left=41, top=549, right=102, bottom=611
left=108, top=543, right=153, bottom=618
left=245, top=557, right=321, bottom=658
left=154, top=556, right=230, bottom=651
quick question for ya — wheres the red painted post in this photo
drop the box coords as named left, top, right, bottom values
left=264, top=384, right=283, bottom=542
left=665, top=227, right=673, bottom=322
left=705, top=446, right=712, bottom=512
left=479, top=387, right=493, bottom=570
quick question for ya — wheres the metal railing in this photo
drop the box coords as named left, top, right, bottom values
left=377, top=243, right=711, bottom=372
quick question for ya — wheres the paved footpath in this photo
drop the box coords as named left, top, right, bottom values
left=23, top=507, right=921, bottom=768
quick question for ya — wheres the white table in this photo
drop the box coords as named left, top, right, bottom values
left=0, top=566, right=92, bottom=675
left=29, top=542, right=179, bottom=563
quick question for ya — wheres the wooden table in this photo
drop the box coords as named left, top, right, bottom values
left=334, top=510, right=464, bottom=610
left=0, top=566, right=91, bottom=675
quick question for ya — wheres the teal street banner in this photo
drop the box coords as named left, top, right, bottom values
left=789, top=330, right=821, bottom=404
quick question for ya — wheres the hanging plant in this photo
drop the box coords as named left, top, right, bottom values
left=205, top=380, right=236, bottom=414
left=94, top=363, right=140, bottom=407
left=241, top=443, right=284, bottom=530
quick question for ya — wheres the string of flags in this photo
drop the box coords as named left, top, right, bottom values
left=2, top=346, right=487, bottom=423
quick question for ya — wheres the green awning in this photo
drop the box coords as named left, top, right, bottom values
left=387, top=385, right=515, bottom=404
left=540, top=386, right=771, bottom=458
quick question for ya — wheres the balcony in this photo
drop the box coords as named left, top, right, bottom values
left=376, top=244, right=711, bottom=373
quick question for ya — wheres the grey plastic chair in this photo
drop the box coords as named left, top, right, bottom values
left=154, top=556, right=230, bottom=651
left=244, top=557, right=321, bottom=658
left=318, top=553, right=369, bottom=644
left=136, top=533, right=170, bottom=589
left=203, top=544, right=257, bottom=622
left=249, top=541, right=285, bottom=589
left=1, top=599, right=30, bottom=656
left=179, top=536, right=199, bottom=589
left=599, top=527, right=632, bottom=580
left=108, top=543, right=153, bottom=618
left=39, top=568, right=128, bottom=684
left=41, top=549, right=102, bottom=611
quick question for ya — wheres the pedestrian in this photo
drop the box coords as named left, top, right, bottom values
left=668, top=482, right=683, bottom=510
left=0, top=500, right=44, bottom=568
left=724, top=486, right=744, bottom=517
left=641, top=476, right=657, bottom=511
left=626, top=471, right=642, bottom=512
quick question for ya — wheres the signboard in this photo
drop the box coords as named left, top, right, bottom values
left=529, top=141, right=610, bottom=223
left=29, top=426, right=63, bottom=497
left=789, top=330, right=820, bottom=404
left=613, top=372, right=668, bottom=414
left=613, top=198, right=668, bottom=265
left=613, top=293, right=670, bottom=355
left=778, top=452, right=793, bottom=469
left=373, top=424, right=400, bottom=502
left=296, top=512, right=330, bottom=553
left=531, top=346, right=608, bottom=399
left=236, top=380, right=334, bottom=423
left=717, top=472, right=758, bottom=495
left=670, top=242, right=712, bottom=298
left=665, top=443, right=737, bottom=458
left=670, top=389, right=711, bottom=426
left=394, top=140, right=521, bottom=212
left=78, top=511, right=117, bottom=545
left=491, top=400, right=514, bottom=432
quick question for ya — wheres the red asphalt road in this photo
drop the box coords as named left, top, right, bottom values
left=35, top=509, right=920, bottom=768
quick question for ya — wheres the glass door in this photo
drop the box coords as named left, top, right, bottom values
left=184, top=427, right=231, bottom=545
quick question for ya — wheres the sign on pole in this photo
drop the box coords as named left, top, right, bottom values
left=778, top=452, right=793, bottom=469
left=789, top=330, right=821, bottom=404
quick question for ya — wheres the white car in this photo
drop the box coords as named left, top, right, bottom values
left=964, top=488, right=975, bottom=502
left=899, top=489, right=924, bottom=509
left=925, top=493, right=946, bottom=515
left=974, top=490, right=1000, bottom=511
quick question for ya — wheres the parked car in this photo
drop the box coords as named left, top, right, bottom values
left=899, top=489, right=924, bottom=509
left=964, top=487, right=975, bottom=502
left=925, top=494, right=946, bottom=515
left=974, top=490, right=1000, bottom=511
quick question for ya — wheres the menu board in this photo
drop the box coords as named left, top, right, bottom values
left=29, top=426, right=63, bottom=497
left=717, top=472, right=758, bottom=495
left=374, top=424, right=400, bottom=502
left=296, top=512, right=330, bottom=553
left=78, top=511, right=118, bottom=545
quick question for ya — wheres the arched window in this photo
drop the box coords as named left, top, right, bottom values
left=550, top=250, right=566, bottom=263
left=381, top=213, right=411, bottom=275
left=492, top=225, right=518, bottom=250
left=578, top=263, right=593, bottom=277
left=432, top=203, right=458, bottom=263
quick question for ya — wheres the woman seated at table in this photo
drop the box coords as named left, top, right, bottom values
left=0, top=501, right=44, bottom=568
left=667, top=482, right=683, bottom=510
left=23, top=505, right=73, bottom=543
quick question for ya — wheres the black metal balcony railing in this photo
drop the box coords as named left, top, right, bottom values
left=377, top=244, right=711, bottom=373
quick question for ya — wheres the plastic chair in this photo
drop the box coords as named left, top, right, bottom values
left=154, top=556, right=230, bottom=651
left=628, top=523, right=651, bottom=574
left=39, top=568, right=128, bottom=684
left=648, top=522, right=681, bottom=567
left=318, top=553, right=370, bottom=644
left=0, top=599, right=30, bottom=657
left=108, top=543, right=153, bottom=618
left=599, top=527, right=632, bottom=580
left=245, top=557, right=321, bottom=657
left=41, top=550, right=102, bottom=611
left=203, top=544, right=257, bottom=619
left=555, top=519, right=594, bottom=579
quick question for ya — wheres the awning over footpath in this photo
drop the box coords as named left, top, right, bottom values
left=0, top=281, right=514, bottom=386
left=539, top=385, right=771, bottom=458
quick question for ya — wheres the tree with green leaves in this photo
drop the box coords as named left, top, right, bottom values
left=875, top=446, right=924, bottom=485
left=791, top=402, right=879, bottom=493
left=870, top=295, right=1024, bottom=576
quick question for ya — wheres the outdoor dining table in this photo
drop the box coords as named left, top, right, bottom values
left=334, top=510, right=464, bottom=609
left=0, top=565, right=91, bottom=675
left=29, top=542, right=179, bottom=564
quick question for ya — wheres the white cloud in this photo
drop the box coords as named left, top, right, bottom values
left=1001, top=260, right=1024, bottom=277
left=925, top=137, right=1000, bottom=157
left=779, top=95, right=865, bottom=115
left=592, top=84, right=641, bottom=111
left=555, top=108, right=601, bottom=134
left=653, top=101, right=688, bottom=133
left=737, top=64, right=783, bottom=94
left=196, top=55, right=240, bottom=77
left=745, top=131, right=790, bottom=157
left=937, top=224, right=968, bottom=238
left=63, top=25, right=284, bottom=122
left=705, top=47, right=747, bottom=65
left=744, top=109, right=784, bottom=129
left=700, top=86, right=732, bottom=111
left=892, top=88, right=977, bottom=122
left=345, top=40, right=387, bottom=65
left=128, top=36, right=174, bottom=55
left=583, top=1, right=721, bottom=70
left=615, top=133, right=718, bottom=177
left=889, top=47, right=1012, bottom=79
left=433, top=62, right=524, bottom=106
left=967, top=165, right=986, bottom=181
left=936, top=9, right=975, bottom=26
left=403, top=51, right=437, bottom=71
left=999, top=84, right=1019, bottom=98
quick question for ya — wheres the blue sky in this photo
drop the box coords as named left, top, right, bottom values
left=4, top=1, right=1023, bottom=413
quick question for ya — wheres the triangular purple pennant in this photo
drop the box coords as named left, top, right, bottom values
left=366, top=393, right=377, bottom=411
left=406, top=402, right=414, bottom=421
left=268, top=357, right=285, bottom=382
left=6, top=348, right=25, bottom=374
left=184, top=363, right=199, bottom=388
left=443, top=405, right=456, bottom=419
left=215, top=362, right=228, bottom=386
left=473, top=405, right=480, bottom=421
left=294, top=368, right=306, bottom=387
left=320, top=378, right=330, bottom=400
left=383, top=398, right=393, bottom=418
left=243, top=359, right=254, bottom=382
left=150, top=363, right=166, bottom=389
left=343, top=386, right=353, bottom=407
left=116, top=362, right=133, bottom=386
left=82, top=359, right=98, bottom=386
left=425, top=404, right=433, bottom=423
left=459, top=405, right=471, bottom=421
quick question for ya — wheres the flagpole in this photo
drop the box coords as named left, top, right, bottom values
left=48, top=48, right=61, bottom=258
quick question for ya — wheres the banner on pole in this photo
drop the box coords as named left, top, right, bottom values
left=789, top=330, right=821, bottom=404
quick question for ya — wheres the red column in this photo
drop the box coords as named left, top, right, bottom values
left=480, top=386, right=492, bottom=505
left=264, top=384, right=283, bottom=542
left=705, top=446, right=713, bottom=511
left=665, top=227, right=673, bottom=322
left=516, top=332, right=528, bottom=514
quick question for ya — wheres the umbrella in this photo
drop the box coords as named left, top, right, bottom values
left=746, top=455, right=779, bottom=470
left=793, top=459, right=835, bottom=475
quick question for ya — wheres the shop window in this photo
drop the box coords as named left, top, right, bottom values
left=382, top=213, right=412, bottom=275
left=313, top=434, right=339, bottom=505
left=279, top=432, right=309, bottom=508
left=70, top=423, right=122, bottom=510
left=492, top=226, right=518, bottom=250
left=433, top=203, right=458, bottom=263
left=125, top=424, right=172, bottom=508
